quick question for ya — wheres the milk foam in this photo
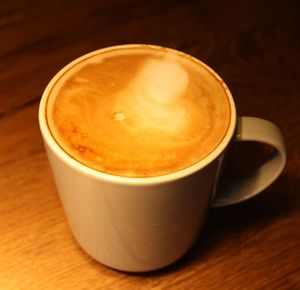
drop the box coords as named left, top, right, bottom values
left=138, top=58, right=188, bottom=104
left=114, top=57, right=188, bottom=134
left=47, top=46, right=231, bottom=177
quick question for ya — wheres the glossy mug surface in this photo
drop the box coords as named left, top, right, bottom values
left=39, top=44, right=286, bottom=272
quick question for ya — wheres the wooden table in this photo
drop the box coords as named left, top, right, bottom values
left=1, top=1, right=299, bottom=289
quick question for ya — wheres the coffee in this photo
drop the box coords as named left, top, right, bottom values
left=46, top=45, right=231, bottom=177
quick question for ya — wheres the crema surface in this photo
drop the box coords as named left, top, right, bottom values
left=46, top=46, right=231, bottom=177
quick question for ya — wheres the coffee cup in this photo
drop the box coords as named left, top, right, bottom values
left=39, top=44, right=286, bottom=272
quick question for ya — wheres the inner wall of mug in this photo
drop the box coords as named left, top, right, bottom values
left=39, top=44, right=236, bottom=185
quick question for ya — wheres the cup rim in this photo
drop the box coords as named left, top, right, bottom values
left=39, top=44, right=237, bottom=186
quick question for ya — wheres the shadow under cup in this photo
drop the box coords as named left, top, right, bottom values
left=39, top=44, right=240, bottom=272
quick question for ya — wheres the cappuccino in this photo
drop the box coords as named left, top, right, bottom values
left=46, top=45, right=231, bottom=177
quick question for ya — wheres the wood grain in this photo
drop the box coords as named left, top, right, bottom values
left=0, top=0, right=300, bottom=289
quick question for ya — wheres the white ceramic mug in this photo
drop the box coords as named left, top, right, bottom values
left=39, top=45, right=286, bottom=272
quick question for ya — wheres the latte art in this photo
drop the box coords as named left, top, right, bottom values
left=114, top=57, right=188, bottom=134
left=46, top=45, right=231, bottom=177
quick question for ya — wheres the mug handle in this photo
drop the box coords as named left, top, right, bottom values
left=213, top=117, right=287, bottom=207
